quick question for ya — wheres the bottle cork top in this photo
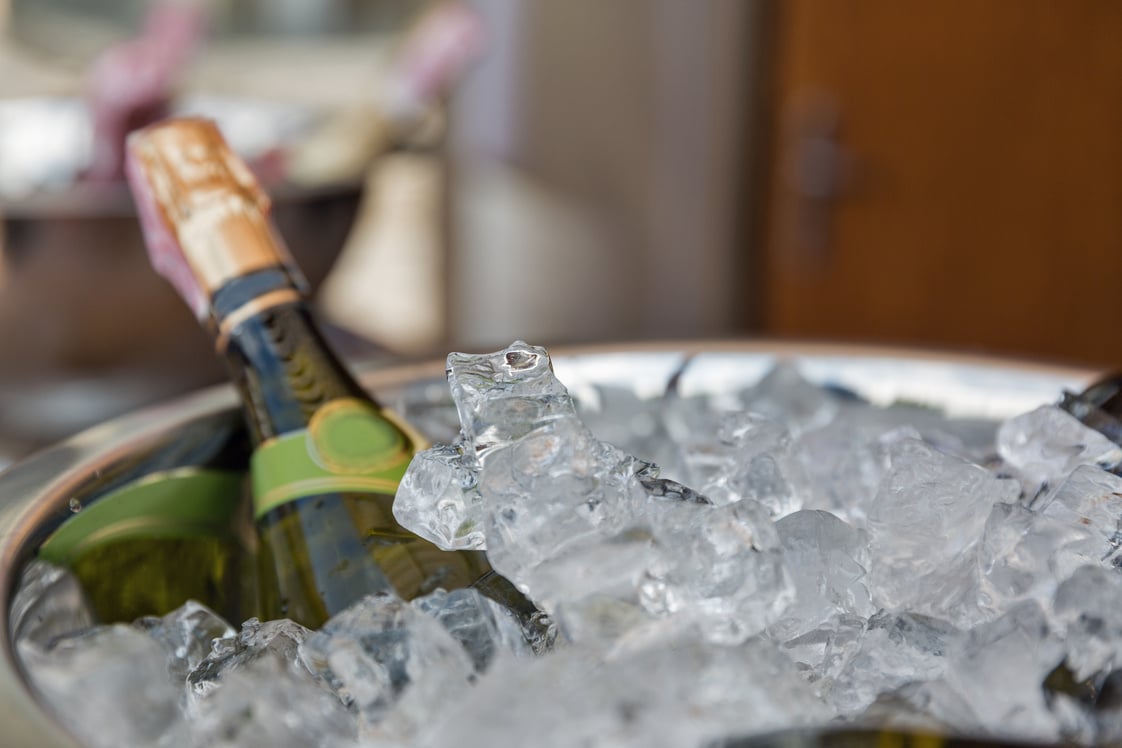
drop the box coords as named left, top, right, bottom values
left=125, top=117, right=304, bottom=320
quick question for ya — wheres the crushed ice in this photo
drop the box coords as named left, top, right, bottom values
left=17, top=341, right=1122, bottom=746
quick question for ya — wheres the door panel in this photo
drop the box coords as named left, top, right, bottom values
left=760, top=1, right=1122, bottom=368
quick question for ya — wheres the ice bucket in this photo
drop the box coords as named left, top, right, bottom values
left=0, top=341, right=1096, bottom=748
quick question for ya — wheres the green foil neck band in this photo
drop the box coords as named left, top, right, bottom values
left=251, top=398, right=416, bottom=518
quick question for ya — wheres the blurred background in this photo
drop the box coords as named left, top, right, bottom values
left=0, top=0, right=1120, bottom=458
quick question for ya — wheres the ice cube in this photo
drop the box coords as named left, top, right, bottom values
left=823, top=611, right=960, bottom=716
left=997, top=405, right=1122, bottom=496
left=1052, top=566, right=1122, bottom=681
left=189, top=654, right=358, bottom=748
left=773, top=613, right=865, bottom=682
left=479, top=415, right=650, bottom=583
left=522, top=526, right=666, bottom=648
left=135, top=600, right=234, bottom=685
left=795, top=404, right=980, bottom=523
left=694, top=412, right=811, bottom=517
left=518, top=496, right=792, bottom=649
left=9, top=559, right=95, bottom=649
left=645, top=499, right=793, bottom=645
left=976, top=502, right=1097, bottom=614
left=865, top=438, right=1020, bottom=624
left=19, top=625, right=189, bottom=748
left=187, top=617, right=312, bottom=699
left=424, top=636, right=829, bottom=748
left=737, top=361, right=840, bottom=436
left=412, top=587, right=531, bottom=671
left=394, top=440, right=486, bottom=550
left=937, top=601, right=1068, bottom=742
left=447, top=340, right=576, bottom=455
left=298, top=594, right=475, bottom=741
left=1039, top=465, right=1122, bottom=566
left=575, top=383, right=673, bottom=469
left=661, top=391, right=723, bottom=478
left=397, top=341, right=658, bottom=569
left=771, top=509, right=874, bottom=642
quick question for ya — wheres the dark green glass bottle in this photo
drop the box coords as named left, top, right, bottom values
left=37, top=414, right=255, bottom=623
left=126, top=118, right=544, bottom=634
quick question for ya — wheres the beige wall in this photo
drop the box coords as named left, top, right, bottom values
left=446, top=0, right=759, bottom=350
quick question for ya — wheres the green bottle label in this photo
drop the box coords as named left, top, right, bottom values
left=251, top=398, right=417, bottom=518
left=38, top=468, right=245, bottom=565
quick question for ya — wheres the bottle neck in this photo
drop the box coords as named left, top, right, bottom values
left=215, top=274, right=370, bottom=443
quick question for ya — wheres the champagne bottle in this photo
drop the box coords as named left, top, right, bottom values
left=125, top=118, right=547, bottom=637
left=37, top=412, right=255, bottom=623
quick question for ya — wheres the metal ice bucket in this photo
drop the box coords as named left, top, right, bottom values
left=0, top=341, right=1096, bottom=748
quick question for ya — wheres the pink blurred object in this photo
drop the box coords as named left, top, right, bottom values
left=83, top=3, right=207, bottom=182
left=382, top=1, right=486, bottom=121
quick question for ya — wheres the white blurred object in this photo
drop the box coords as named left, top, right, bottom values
left=320, top=153, right=445, bottom=355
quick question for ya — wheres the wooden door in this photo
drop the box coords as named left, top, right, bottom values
left=757, top=1, right=1122, bottom=369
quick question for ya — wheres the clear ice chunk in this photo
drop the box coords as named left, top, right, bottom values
left=694, top=412, right=811, bottom=517
left=773, top=613, right=865, bottom=681
left=9, top=559, right=95, bottom=649
left=394, top=440, right=485, bottom=550
left=187, top=617, right=313, bottom=699
left=575, top=383, right=674, bottom=470
left=997, top=405, right=1122, bottom=495
left=189, top=654, right=358, bottom=748
left=795, top=402, right=985, bottom=523
left=1039, top=465, right=1122, bottom=566
left=737, top=361, right=840, bottom=437
left=18, top=625, right=189, bottom=748
left=865, top=438, right=1020, bottom=625
left=395, top=341, right=656, bottom=567
left=479, top=415, right=651, bottom=580
left=934, top=601, right=1069, bottom=742
left=661, top=362, right=838, bottom=493
left=518, top=497, right=793, bottom=649
left=771, top=509, right=873, bottom=641
left=1052, top=565, right=1122, bottom=681
left=523, top=525, right=668, bottom=649
left=424, top=636, right=830, bottom=748
left=298, top=594, right=475, bottom=741
left=135, top=600, right=234, bottom=685
left=976, top=502, right=1097, bottom=614
left=823, top=611, right=960, bottom=716
left=412, top=587, right=531, bottom=671
left=644, top=499, right=793, bottom=645
left=447, top=340, right=576, bottom=453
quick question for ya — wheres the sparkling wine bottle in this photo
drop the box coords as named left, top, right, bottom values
left=125, top=118, right=547, bottom=637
